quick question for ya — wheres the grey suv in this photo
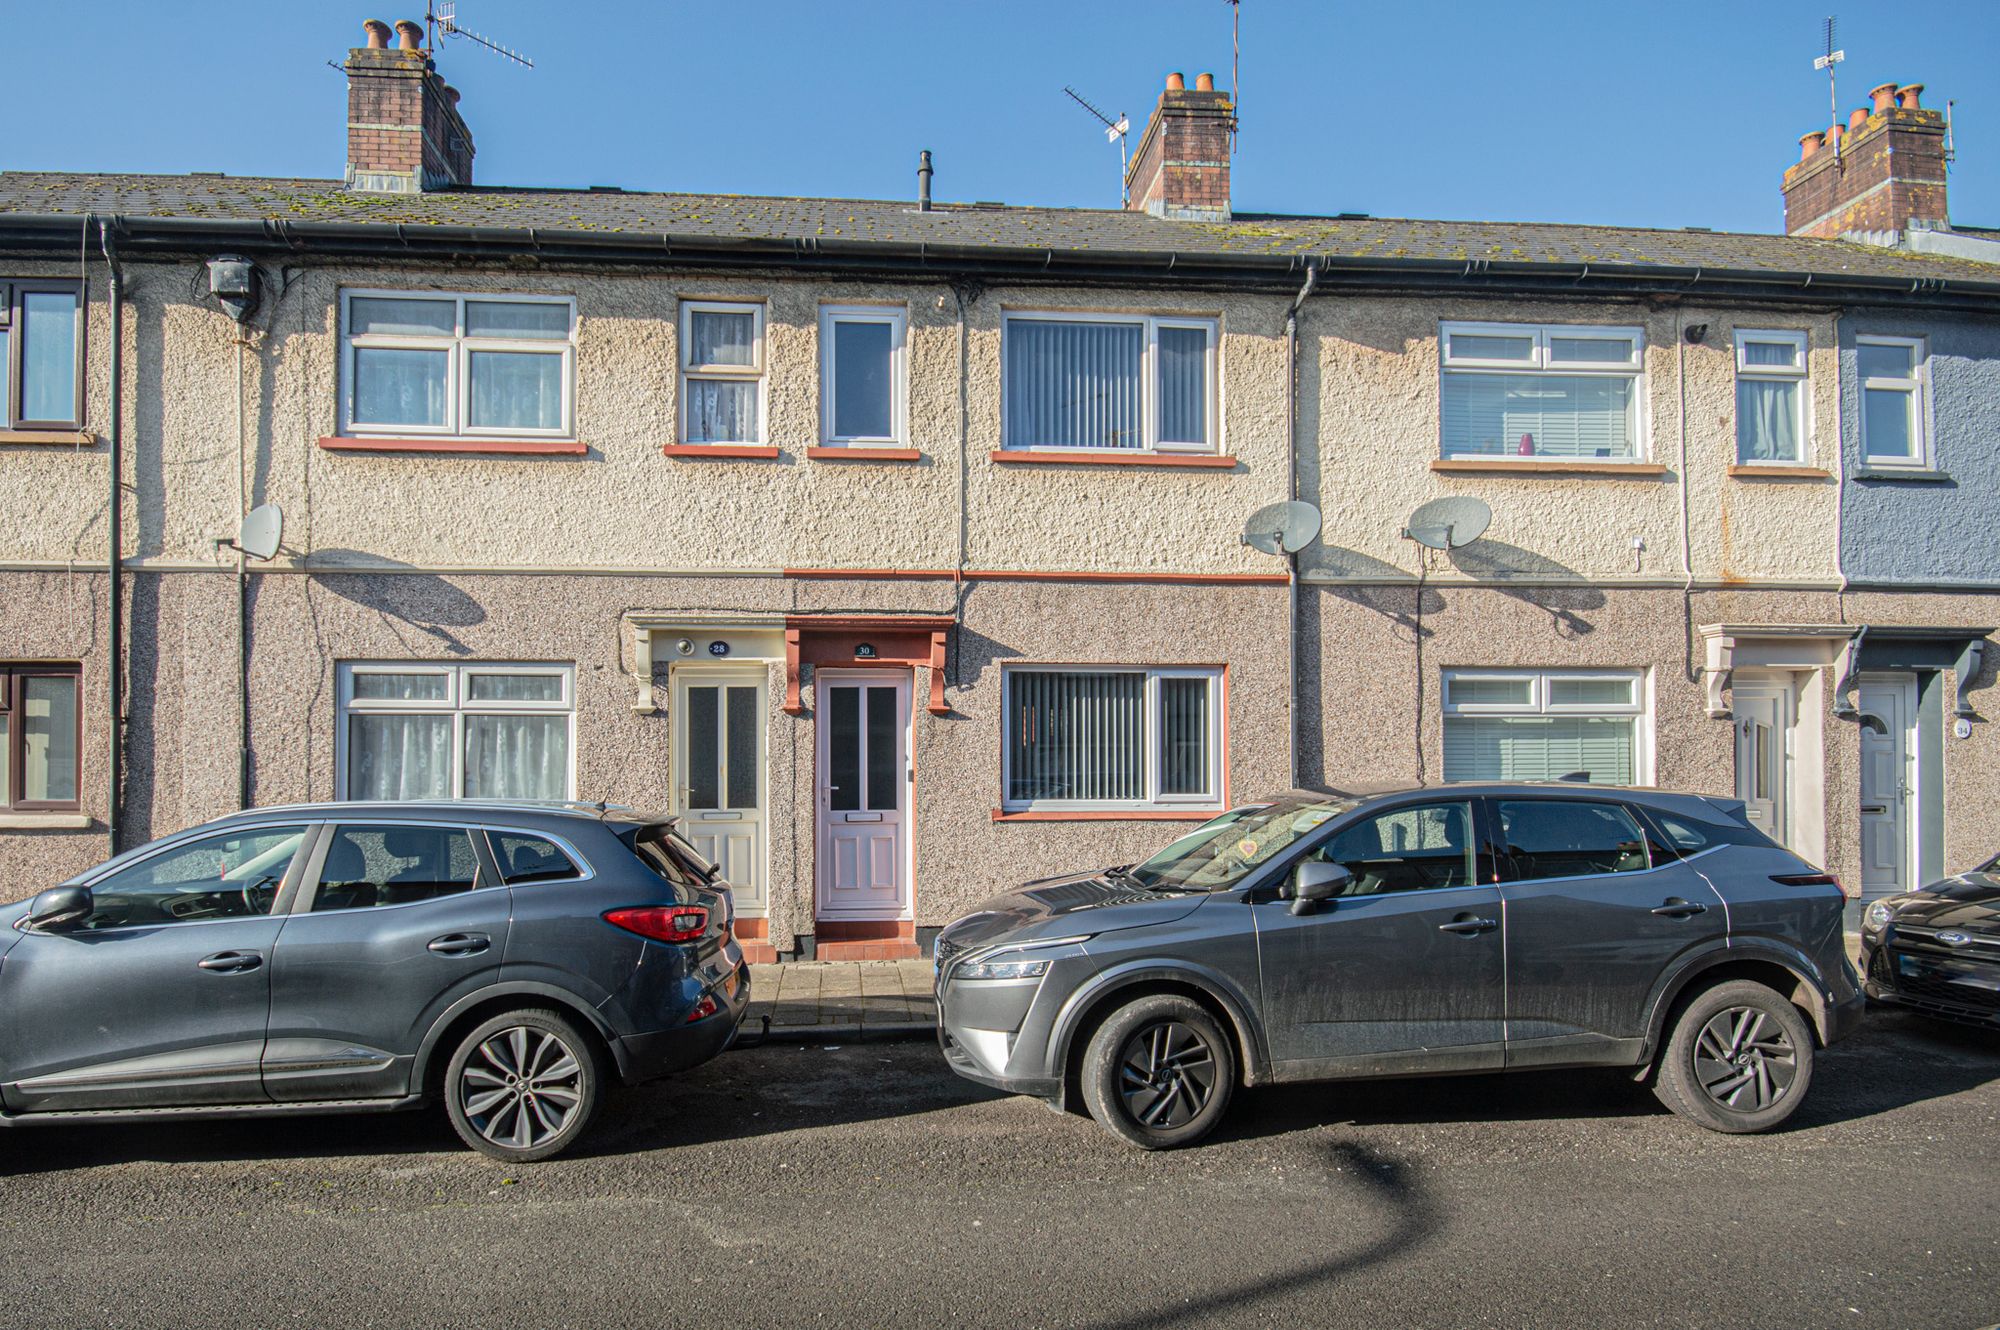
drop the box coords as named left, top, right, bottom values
left=0, top=801, right=748, bottom=1161
left=935, top=785, right=1862, bottom=1148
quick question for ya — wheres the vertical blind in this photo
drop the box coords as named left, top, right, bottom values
left=1010, top=671, right=1146, bottom=803
left=1158, top=675, right=1211, bottom=796
left=1006, top=320, right=1145, bottom=450
left=1157, top=326, right=1209, bottom=446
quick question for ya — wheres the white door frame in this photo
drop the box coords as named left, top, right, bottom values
left=1856, top=671, right=1918, bottom=900
left=1732, top=673, right=1794, bottom=847
left=814, top=668, right=914, bottom=921
left=672, top=665, right=769, bottom=916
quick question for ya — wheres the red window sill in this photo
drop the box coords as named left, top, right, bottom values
left=0, top=429, right=95, bottom=446
left=662, top=444, right=782, bottom=459
left=807, top=446, right=922, bottom=462
left=1430, top=458, right=1667, bottom=477
left=991, top=809, right=1221, bottom=823
left=318, top=435, right=586, bottom=456
left=1727, top=464, right=1831, bottom=479
left=991, top=450, right=1236, bottom=469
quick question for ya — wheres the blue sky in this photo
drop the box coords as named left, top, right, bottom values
left=12, top=1, right=1995, bottom=235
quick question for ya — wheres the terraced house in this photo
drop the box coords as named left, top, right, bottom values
left=0, top=24, right=1993, bottom=955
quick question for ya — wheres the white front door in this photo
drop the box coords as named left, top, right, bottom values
left=1857, top=673, right=1916, bottom=900
left=674, top=670, right=767, bottom=915
left=815, top=670, right=911, bottom=920
left=1733, top=676, right=1791, bottom=845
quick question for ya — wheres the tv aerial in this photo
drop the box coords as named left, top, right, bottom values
left=1063, top=86, right=1130, bottom=206
left=1401, top=497, right=1491, bottom=551
left=426, top=1, right=535, bottom=69
left=1241, top=500, right=1322, bottom=557
left=1814, top=16, right=1844, bottom=165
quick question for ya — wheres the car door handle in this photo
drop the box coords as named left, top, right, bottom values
left=427, top=933, right=491, bottom=957
left=1650, top=900, right=1709, bottom=918
left=196, top=951, right=263, bottom=974
left=1438, top=916, right=1498, bottom=935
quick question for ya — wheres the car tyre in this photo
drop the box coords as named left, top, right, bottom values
left=444, top=1008, right=603, bottom=1162
left=1653, top=980, right=1814, bottom=1134
left=1080, top=994, right=1236, bottom=1150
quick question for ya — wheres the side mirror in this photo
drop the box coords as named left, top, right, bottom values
left=23, top=885, right=92, bottom=933
left=1289, top=862, right=1351, bottom=916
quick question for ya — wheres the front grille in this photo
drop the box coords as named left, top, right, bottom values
left=935, top=936, right=966, bottom=968
left=1885, top=947, right=2000, bottom=1013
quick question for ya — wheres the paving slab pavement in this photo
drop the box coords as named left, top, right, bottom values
left=741, top=958, right=934, bottom=1041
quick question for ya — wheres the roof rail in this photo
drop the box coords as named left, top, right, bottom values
left=210, top=798, right=646, bottom=820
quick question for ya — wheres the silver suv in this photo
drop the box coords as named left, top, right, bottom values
left=934, top=785, right=1862, bottom=1148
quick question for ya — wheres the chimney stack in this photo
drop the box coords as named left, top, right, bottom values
left=1124, top=70, right=1234, bottom=221
left=344, top=17, right=475, bottom=193
left=1782, top=81, right=1948, bottom=238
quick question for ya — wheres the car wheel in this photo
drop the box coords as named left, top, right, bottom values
left=1079, top=994, right=1236, bottom=1150
left=444, top=1008, right=603, bottom=1162
left=1653, top=980, right=1814, bottom=1134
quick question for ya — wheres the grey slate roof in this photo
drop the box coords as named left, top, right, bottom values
left=3, top=170, right=1997, bottom=287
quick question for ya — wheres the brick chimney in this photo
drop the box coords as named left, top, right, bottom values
left=1782, top=82, right=1948, bottom=238
left=1124, top=71, right=1234, bottom=221
left=344, top=17, right=475, bottom=193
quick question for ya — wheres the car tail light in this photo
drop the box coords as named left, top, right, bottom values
left=685, top=995, right=720, bottom=1023
left=1771, top=872, right=1842, bottom=889
left=603, top=905, right=709, bottom=943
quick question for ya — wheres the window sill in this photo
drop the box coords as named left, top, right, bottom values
left=1431, top=458, right=1667, bottom=477
left=807, top=446, right=922, bottom=462
left=1853, top=466, right=1952, bottom=483
left=0, top=812, right=92, bottom=830
left=991, top=808, right=1222, bottom=823
left=662, top=444, right=782, bottom=459
left=0, top=430, right=94, bottom=446
left=318, top=435, right=587, bottom=456
left=1727, top=464, right=1831, bottom=480
left=991, top=450, right=1236, bottom=469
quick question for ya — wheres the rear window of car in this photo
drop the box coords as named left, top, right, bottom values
left=626, top=825, right=711, bottom=895
left=1648, top=808, right=1780, bottom=855
left=492, top=832, right=583, bottom=885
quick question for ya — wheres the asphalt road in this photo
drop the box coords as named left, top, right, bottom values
left=1, top=1007, right=1995, bottom=1330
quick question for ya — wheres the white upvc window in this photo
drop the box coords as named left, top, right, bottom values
left=1439, top=321, right=1646, bottom=461
left=339, top=290, right=575, bottom=439
left=1733, top=330, right=1810, bottom=465
left=1856, top=334, right=1931, bottom=468
left=337, top=663, right=575, bottom=802
left=1002, top=666, right=1223, bottom=812
left=1442, top=668, right=1649, bottom=786
left=819, top=304, right=907, bottom=446
left=1001, top=311, right=1219, bottom=453
left=680, top=300, right=767, bottom=445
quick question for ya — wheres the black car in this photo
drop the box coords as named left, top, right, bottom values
left=0, top=801, right=749, bottom=1161
left=936, top=785, right=1863, bottom=1148
left=1860, top=852, right=2000, bottom=1027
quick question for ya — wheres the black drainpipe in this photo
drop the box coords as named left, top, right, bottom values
left=97, top=218, right=123, bottom=855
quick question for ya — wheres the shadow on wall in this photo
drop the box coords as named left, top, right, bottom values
left=308, top=553, right=487, bottom=656
left=1446, top=538, right=1604, bottom=639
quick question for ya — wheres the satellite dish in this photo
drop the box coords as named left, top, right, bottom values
left=1402, top=497, right=1491, bottom=551
left=236, top=504, right=283, bottom=561
left=1241, top=501, right=1323, bottom=556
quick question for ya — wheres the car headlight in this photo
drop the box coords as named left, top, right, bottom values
left=1864, top=897, right=1910, bottom=930
left=956, top=957, right=1051, bottom=981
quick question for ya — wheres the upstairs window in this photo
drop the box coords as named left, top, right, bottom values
left=1857, top=335, right=1930, bottom=468
left=819, top=305, right=907, bottom=446
left=1002, top=313, right=1218, bottom=453
left=1440, top=322, right=1644, bottom=461
left=1734, top=330, right=1809, bottom=464
left=339, top=291, right=575, bottom=439
left=681, top=301, right=766, bottom=445
left=2, top=664, right=80, bottom=811
left=1003, top=666, right=1222, bottom=811
left=1, top=282, right=83, bottom=430
left=1442, top=669, right=1645, bottom=786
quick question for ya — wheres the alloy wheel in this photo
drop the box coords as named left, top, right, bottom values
left=1117, top=1020, right=1218, bottom=1130
left=457, top=1025, right=585, bottom=1151
left=1692, top=1005, right=1798, bottom=1113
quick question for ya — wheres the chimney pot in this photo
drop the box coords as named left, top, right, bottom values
left=1784, top=82, right=1948, bottom=236
left=1869, top=82, right=1900, bottom=114
left=1896, top=83, right=1924, bottom=110
left=394, top=18, right=423, bottom=50
left=1194, top=72, right=1214, bottom=92
left=1798, top=131, right=1823, bottom=161
left=1165, top=72, right=1185, bottom=91
left=1823, top=124, right=1843, bottom=152
left=1848, top=107, right=1870, bottom=132
left=443, top=83, right=461, bottom=107
left=362, top=18, right=391, bottom=48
